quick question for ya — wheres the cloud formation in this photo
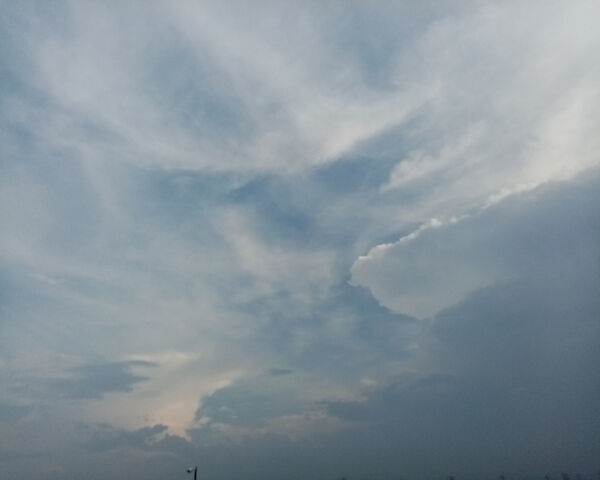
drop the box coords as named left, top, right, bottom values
left=1, top=1, right=599, bottom=479
left=352, top=170, right=600, bottom=318
left=51, top=361, right=156, bottom=399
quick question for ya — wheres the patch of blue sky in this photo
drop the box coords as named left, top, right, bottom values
left=122, top=168, right=234, bottom=228
left=226, top=175, right=320, bottom=246
left=315, top=5, right=417, bottom=91
left=0, top=272, right=124, bottom=361
left=22, top=164, right=101, bottom=254
left=311, top=154, right=398, bottom=196
left=139, top=30, right=252, bottom=143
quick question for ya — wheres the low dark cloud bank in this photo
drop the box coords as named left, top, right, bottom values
left=51, top=361, right=156, bottom=399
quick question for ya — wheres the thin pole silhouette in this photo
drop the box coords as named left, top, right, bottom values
left=187, top=465, right=198, bottom=480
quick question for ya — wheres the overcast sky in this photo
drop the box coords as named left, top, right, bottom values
left=1, top=2, right=599, bottom=479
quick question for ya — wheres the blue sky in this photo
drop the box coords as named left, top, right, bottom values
left=1, top=2, right=599, bottom=479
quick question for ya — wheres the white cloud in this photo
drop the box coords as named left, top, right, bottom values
left=216, top=208, right=336, bottom=303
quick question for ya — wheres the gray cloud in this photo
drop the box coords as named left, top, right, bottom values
left=267, top=368, right=293, bottom=376
left=85, top=423, right=168, bottom=452
left=323, top=270, right=600, bottom=477
left=0, top=403, right=32, bottom=423
left=195, top=373, right=306, bottom=427
left=51, top=361, right=156, bottom=400
left=1, top=1, right=599, bottom=479
left=353, top=169, right=600, bottom=318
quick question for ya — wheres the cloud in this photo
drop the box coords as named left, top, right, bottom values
left=267, top=368, right=293, bottom=376
left=352, top=169, right=600, bottom=318
left=324, top=273, right=600, bottom=477
left=0, top=1, right=428, bottom=175
left=195, top=373, right=305, bottom=427
left=50, top=361, right=156, bottom=399
left=85, top=423, right=168, bottom=452
left=1, top=1, right=599, bottom=479
left=0, top=403, right=32, bottom=423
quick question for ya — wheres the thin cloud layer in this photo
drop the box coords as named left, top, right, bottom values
left=1, top=1, right=599, bottom=479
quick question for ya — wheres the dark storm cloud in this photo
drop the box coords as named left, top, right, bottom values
left=195, top=373, right=303, bottom=426
left=323, top=272, right=600, bottom=477
left=51, top=361, right=156, bottom=399
left=323, top=373, right=460, bottom=423
left=85, top=423, right=168, bottom=452
left=327, top=172, right=600, bottom=476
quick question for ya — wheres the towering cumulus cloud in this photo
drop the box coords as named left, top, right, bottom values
left=0, top=2, right=599, bottom=479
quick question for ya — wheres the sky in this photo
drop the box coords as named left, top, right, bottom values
left=1, top=1, right=599, bottom=479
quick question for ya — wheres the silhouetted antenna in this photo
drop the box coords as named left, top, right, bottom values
left=187, top=465, right=198, bottom=480
left=544, top=474, right=551, bottom=480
